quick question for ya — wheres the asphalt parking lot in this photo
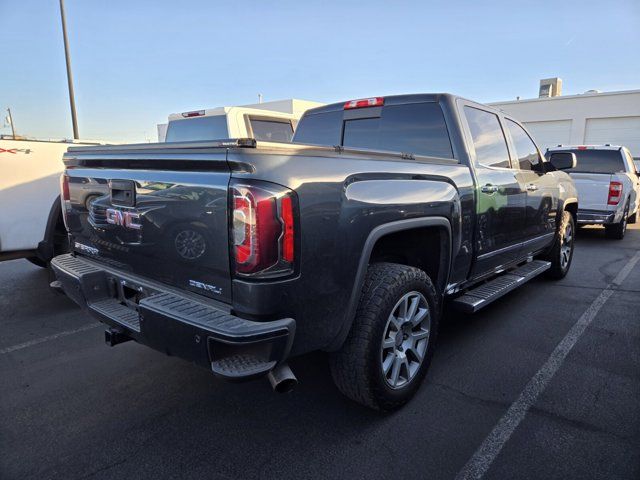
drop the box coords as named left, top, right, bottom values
left=1, top=225, right=639, bottom=480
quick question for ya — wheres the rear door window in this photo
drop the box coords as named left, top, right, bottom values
left=505, top=119, right=542, bottom=171
left=464, top=106, right=511, bottom=168
left=165, top=115, right=229, bottom=142
left=249, top=119, right=294, bottom=142
left=558, top=150, right=626, bottom=174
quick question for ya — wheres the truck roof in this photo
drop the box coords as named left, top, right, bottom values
left=547, top=145, right=625, bottom=152
left=302, top=93, right=466, bottom=115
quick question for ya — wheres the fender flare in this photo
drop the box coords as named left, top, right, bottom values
left=326, top=216, right=452, bottom=351
left=561, top=197, right=578, bottom=223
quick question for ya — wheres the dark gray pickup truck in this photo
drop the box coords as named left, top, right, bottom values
left=52, top=94, right=578, bottom=410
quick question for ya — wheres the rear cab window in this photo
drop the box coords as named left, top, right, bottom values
left=551, top=149, right=626, bottom=174
left=165, top=115, right=229, bottom=142
left=293, top=101, right=453, bottom=159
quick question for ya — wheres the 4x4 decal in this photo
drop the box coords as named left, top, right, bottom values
left=0, top=147, right=32, bottom=154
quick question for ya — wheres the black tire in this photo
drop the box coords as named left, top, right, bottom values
left=543, top=210, right=575, bottom=279
left=604, top=202, right=629, bottom=240
left=329, top=262, right=439, bottom=411
left=628, top=212, right=637, bottom=225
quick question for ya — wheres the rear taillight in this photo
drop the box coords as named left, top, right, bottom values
left=230, top=181, right=297, bottom=278
left=608, top=181, right=623, bottom=205
left=60, top=173, right=71, bottom=229
left=344, top=97, right=384, bottom=110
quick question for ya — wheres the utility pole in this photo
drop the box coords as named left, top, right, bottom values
left=59, top=0, right=79, bottom=139
left=6, top=108, right=16, bottom=139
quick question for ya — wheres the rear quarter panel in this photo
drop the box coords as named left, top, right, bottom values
left=227, top=147, right=475, bottom=353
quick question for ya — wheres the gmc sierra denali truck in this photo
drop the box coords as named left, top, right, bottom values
left=51, top=94, right=578, bottom=410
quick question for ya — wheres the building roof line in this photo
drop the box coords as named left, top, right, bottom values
left=489, top=89, right=640, bottom=106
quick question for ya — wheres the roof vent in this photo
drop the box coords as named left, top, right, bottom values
left=584, top=89, right=601, bottom=94
left=539, top=78, right=562, bottom=98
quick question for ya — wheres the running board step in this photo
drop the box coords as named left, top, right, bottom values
left=453, top=260, right=551, bottom=313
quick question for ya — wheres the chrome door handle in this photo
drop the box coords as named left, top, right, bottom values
left=481, top=184, right=499, bottom=193
left=526, top=184, right=539, bottom=191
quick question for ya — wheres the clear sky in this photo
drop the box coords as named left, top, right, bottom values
left=1, top=0, right=638, bottom=143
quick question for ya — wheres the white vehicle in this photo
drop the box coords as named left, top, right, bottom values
left=546, top=145, right=640, bottom=239
left=160, top=99, right=323, bottom=142
left=0, top=137, right=104, bottom=266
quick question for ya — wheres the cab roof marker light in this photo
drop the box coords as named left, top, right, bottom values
left=344, top=97, right=384, bottom=110
left=181, top=110, right=205, bottom=118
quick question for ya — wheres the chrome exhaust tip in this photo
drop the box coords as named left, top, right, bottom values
left=267, top=363, right=297, bottom=393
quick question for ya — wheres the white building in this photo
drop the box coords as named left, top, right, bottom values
left=490, top=86, right=640, bottom=159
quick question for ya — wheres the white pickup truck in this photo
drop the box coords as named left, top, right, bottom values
left=546, top=145, right=640, bottom=239
left=0, top=137, right=104, bottom=266
left=159, top=99, right=323, bottom=142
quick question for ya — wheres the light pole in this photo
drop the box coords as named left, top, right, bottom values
left=59, top=0, right=79, bottom=139
left=6, top=108, right=16, bottom=139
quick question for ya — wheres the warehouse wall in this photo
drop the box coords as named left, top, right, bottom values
left=490, top=90, right=640, bottom=157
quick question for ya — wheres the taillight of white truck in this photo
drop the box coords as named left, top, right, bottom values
left=607, top=181, right=623, bottom=205
left=230, top=181, right=297, bottom=278
left=60, top=173, right=71, bottom=230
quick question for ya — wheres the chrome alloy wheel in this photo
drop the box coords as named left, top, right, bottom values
left=175, top=229, right=206, bottom=260
left=380, top=291, right=431, bottom=389
left=560, top=221, right=573, bottom=269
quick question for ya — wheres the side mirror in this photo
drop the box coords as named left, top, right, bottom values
left=548, top=152, right=576, bottom=170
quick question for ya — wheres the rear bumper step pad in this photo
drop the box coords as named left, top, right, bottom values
left=51, top=254, right=294, bottom=380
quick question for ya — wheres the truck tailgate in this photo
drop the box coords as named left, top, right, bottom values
left=63, top=148, right=233, bottom=303
left=568, top=173, right=613, bottom=211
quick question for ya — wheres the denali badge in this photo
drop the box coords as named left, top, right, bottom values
left=106, top=208, right=142, bottom=230
left=188, top=279, right=222, bottom=295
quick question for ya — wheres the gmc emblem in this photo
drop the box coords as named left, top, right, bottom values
left=106, top=208, right=142, bottom=230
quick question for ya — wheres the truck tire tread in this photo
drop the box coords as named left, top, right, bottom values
left=329, top=262, right=438, bottom=411
left=544, top=210, right=574, bottom=279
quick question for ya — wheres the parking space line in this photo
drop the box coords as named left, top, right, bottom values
left=456, top=251, right=640, bottom=480
left=0, top=322, right=101, bottom=355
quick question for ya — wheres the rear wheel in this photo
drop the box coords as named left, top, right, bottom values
left=605, top=202, right=629, bottom=240
left=544, top=210, right=575, bottom=279
left=329, top=262, right=439, bottom=411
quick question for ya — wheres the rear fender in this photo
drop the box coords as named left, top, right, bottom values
left=327, top=216, right=452, bottom=351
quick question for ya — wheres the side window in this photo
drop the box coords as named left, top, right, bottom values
left=249, top=119, right=294, bottom=142
left=505, top=119, right=542, bottom=171
left=624, top=150, right=636, bottom=173
left=464, top=106, right=511, bottom=168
